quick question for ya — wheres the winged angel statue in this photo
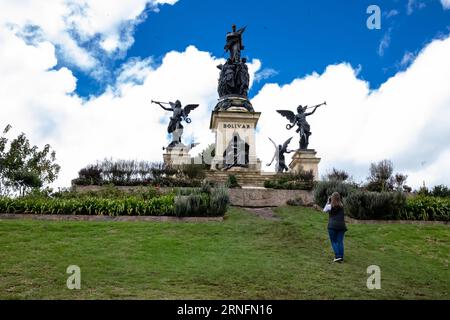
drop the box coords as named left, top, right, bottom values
left=152, top=100, right=199, bottom=149
left=267, top=137, right=294, bottom=173
left=276, top=102, right=326, bottom=150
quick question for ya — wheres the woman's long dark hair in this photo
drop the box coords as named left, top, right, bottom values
left=331, top=192, right=343, bottom=209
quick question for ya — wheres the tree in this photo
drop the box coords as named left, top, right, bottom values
left=367, top=159, right=394, bottom=192
left=325, top=168, right=350, bottom=182
left=0, top=125, right=60, bottom=196
left=393, top=173, right=408, bottom=191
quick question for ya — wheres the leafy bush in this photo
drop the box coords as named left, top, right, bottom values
left=180, top=164, right=207, bottom=180
left=174, top=185, right=229, bottom=217
left=208, top=186, right=229, bottom=216
left=367, top=159, right=394, bottom=192
left=264, top=171, right=314, bottom=190
left=77, top=165, right=102, bottom=185
left=226, top=175, right=240, bottom=188
left=287, top=197, right=304, bottom=206
left=313, top=180, right=356, bottom=207
left=431, top=185, right=450, bottom=198
left=417, top=186, right=430, bottom=197
left=344, top=191, right=406, bottom=220
left=72, top=160, right=206, bottom=187
left=175, top=193, right=208, bottom=217
left=399, top=196, right=450, bottom=221
left=325, top=168, right=349, bottom=182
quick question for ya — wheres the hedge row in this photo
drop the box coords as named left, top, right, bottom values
left=0, top=196, right=175, bottom=217
left=314, top=181, right=449, bottom=221
left=344, top=191, right=406, bottom=220
left=174, top=186, right=229, bottom=217
left=0, top=186, right=230, bottom=217
left=344, top=192, right=450, bottom=221
left=400, top=196, right=450, bottom=221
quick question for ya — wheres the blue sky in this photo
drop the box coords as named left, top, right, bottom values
left=74, top=0, right=450, bottom=98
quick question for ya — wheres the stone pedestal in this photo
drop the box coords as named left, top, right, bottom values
left=163, top=146, right=192, bottom=167
left=289, top=149, right=321, bottom=180
left=209, top=108, right=261, bottom=171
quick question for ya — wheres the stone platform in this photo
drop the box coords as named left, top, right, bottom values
left=205, top=170, right=275, bottom=187
left=289, top=149, right=321, bottom=180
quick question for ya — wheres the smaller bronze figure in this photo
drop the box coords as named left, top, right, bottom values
left=277, top=102, right=326, bottom=150
left=267, top=137, right=294, bottom=173
left=152, top=100, right=199, bottom=149
left=217, top=59, right=236, bottom=97
left=236, top=57, right=249, bottom=97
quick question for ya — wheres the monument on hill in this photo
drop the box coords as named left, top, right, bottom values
left=155, top=24, right=326, bottom=185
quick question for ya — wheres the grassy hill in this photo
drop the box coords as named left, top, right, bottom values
left=0, top=207, right=448, bottom=299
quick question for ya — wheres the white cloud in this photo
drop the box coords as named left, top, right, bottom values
left=385, top=9, right=399, bottom=18
left=0, top=0, right=179, bottom=71
left=253, top=35, right=450, bottom=188
left=378, top=29, right=392, bottom=56
left=399, top=51, right=416, bottom=68
left=407, top=0, right=426, bottom=15
left=254, top=68, right=279, bottom=82
left=440, top=0, right=450, bottom=9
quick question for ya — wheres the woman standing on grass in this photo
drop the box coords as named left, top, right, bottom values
left=323, top=192, right=347, bottom=263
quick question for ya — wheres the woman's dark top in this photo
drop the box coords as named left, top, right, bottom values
left=328, top=206, right=347, bottom=231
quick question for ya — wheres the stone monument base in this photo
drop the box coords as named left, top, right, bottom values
left=163, top=146, right=192, bottom=167
left=289, top=149, right=321, bottom=181
left=209, top=109, right=261, bottom=171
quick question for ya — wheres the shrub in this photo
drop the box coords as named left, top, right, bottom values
left=365, top=180, right=386, bottom=192
left=174, top=193, right=208, bottom=217
left=72, top=160, right=205, bottom=188
left=180, top=164, right=206, bottom=180
left=417, top=186, right=430, bottom=197
left=264, top=171, right=314, bottom=190
left=208, top=186, right=229, bottom=216
left=313, top=181, right=356, bottom=207
left=325, top=168, right=349, bottom=182
left=287, top=197, right=304, bottom=206
left=344, top=191, right=406, bottom=220
left=368, top=159, right=393, bottom=188
left=295, top=170, right=314, bottom=182
left=393, top=173, right=408, bottom=191
left=400, top=196, right=450, bottom=221
left=403, top=185, right=412, bottom=193
left=78, top=165, right=102, bottom=185
left=174, top=185, right=229, bottom=217
left=431, top=185, right=450, bottom=198
left=226, top=175, right=240, bottom=188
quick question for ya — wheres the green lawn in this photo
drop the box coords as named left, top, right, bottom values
left=0, top=207, right=448, bottom=299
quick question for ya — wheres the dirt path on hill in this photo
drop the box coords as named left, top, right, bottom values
left=243, top=207, right=280, bottom=221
